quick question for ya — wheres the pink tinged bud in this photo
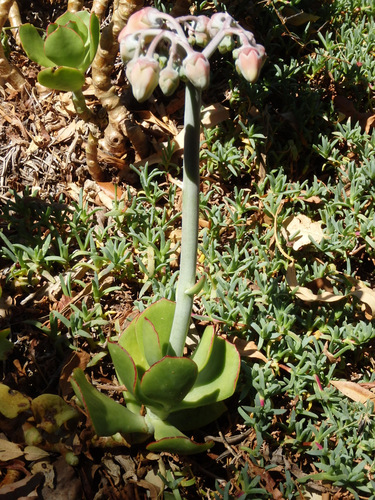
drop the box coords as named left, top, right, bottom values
left=218, top=34, right=234, bottom=54
left=259, top=397, right=265, bottom=407
left=314, top=374, right=323, bottom=391
left=119, top=33, right=139, bottom=62
left=315, top=442, right=323, bottom=450
left=126, top=57, right=159, bottom=102
left=159, top=67, right=180, bottom=96
left=118, top=7, right=160, bottom=40
left=235, top=46, right=264, bottom=83
left=183, top=52, right=210, bottom=90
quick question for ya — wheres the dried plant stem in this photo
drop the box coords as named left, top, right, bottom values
left=86, top=125, right=104, bottom=181
left=92, top=0, right=109, bottom=21
left=168, top=83, right=201, bottom=357
left=91, top=0, right=149, bottom=159
left=67, top=0, right=84, bottom=12
left=0, top=0, right=25, bottom=90
left=8, top=0, right=21, bottom=46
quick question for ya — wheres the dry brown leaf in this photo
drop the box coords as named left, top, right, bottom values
left=334, top=95, right=375, bottom=133
left=231, top=337, right=268, bottom=363
left=0, top=438, right=23, bottom=461
left=201, top=103, right=230, bottom=127
left=348, top=277, right=375, bottom=319
left=330, top=380, right=375, bottom=404
left=286, top=263, right=344, bottom=303
left=283, top=214, right=325, bottom=250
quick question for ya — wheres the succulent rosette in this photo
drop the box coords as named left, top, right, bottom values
left=19, top=11, right=99, bottom=92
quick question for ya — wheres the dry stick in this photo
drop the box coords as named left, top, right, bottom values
left=8, top=0, right=21, bottom=46
left=91, top=0, right=109, bottom=21
left=0, top=0, right=25, bottom=90
left=91, top=0, right=150, bottom=161
left=67, top=0, right=84, bottom=13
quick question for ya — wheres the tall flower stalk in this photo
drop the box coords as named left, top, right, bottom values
left=119, top=7, right=266, bottom=356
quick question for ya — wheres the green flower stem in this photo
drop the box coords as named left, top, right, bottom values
left=71, top=89, right=95, bottom=122
left=167, top=82, right=201, bottom=357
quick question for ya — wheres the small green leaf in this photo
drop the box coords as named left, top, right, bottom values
left=71, top=368, right=149, bottom=436
left=38, top=67, right=85, bottom=91
left=141, top=357, right=198, bottom=409
left=44, top=25, right=85, bottom=68
left=19, top=24, right=55, bottom=67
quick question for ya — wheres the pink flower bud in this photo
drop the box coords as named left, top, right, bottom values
left=118, top=7, right=160, bottom=41
left=159, top=67, right=180, bottom=96
left=183, top=52, right=210, bottom=90
left=126, top=57, right=159, bottom=102
left=235, top=46, right=265, bottom=83
left=119, top=33, right=139, bottom=62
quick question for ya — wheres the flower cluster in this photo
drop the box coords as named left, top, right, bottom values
left=118, top=7, right=266, bottom=102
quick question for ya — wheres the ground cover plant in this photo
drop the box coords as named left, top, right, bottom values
left=1, top=0, right=375, bottom=498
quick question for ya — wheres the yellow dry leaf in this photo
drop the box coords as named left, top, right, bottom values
left=283, top=214, right=325, bottom=250
left=0, top=439, right=23, bottom=461
left=330, top=380, right=375, bottom=404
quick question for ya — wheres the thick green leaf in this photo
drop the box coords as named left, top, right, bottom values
left=38, top=67, right=85, bottom=91
left=147, top=436, right=213, bottom=454
left=142, top=318, right=162, bottom=366
left=177, top=336, right=240, bottom=409
left=19, top=24, right=55, bottom=67
left=145, top=414, right=213, bottom=454
left=71, top=368, right=149, bottom=436
left=136, top=299, right=175, bottom=357
left=141, top=357, right=197, bottom=408
left=108, top=342, right=139, bottom=396
left=118, top=314, right=149, bottom=375
left=54, top=11, right=88, bottom=40
left=168, top=401, right=227, bottom=431
left=44, top=25, right=85, bottom=68
left=190, top=325, right=215, bottom=371
left=86, top=12, right=100, bottom=70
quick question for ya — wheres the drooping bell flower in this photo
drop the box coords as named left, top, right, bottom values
left=159, top=67, right=180, bottom=96
left=234, top=46, right=264, bottom=83
left=183, top=52, right=210, bottom=90
left=126, top=56, right=159, bottom=102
